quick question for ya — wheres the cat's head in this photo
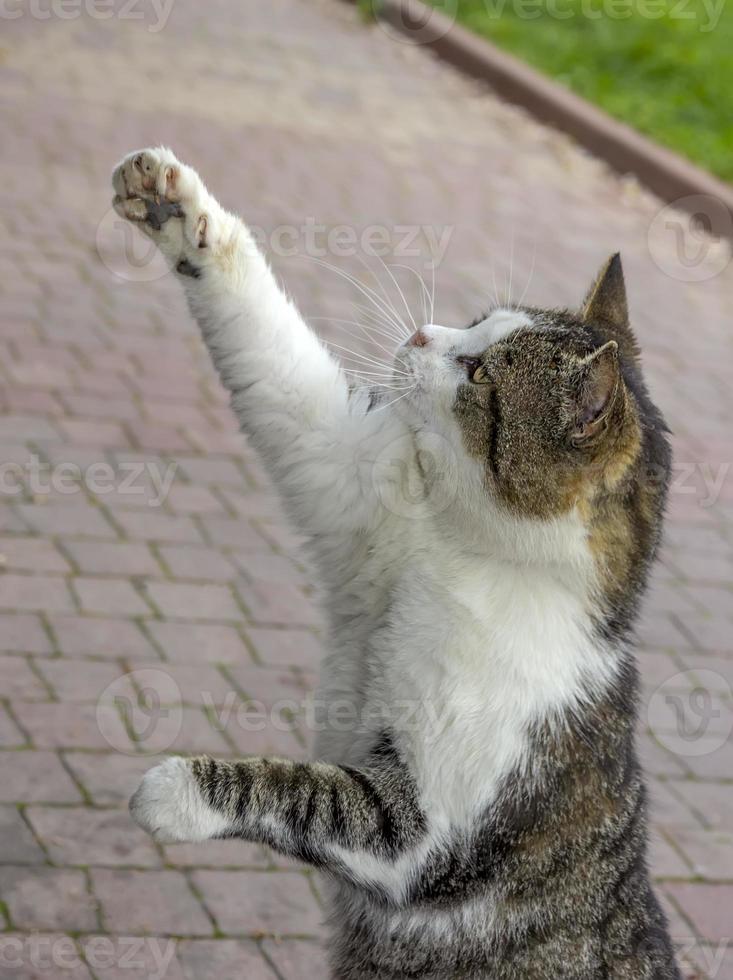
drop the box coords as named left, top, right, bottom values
left=395, top=255, right=669, bottom=553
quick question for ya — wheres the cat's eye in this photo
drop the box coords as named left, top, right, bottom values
left=457, top=357, right=489, bottom=384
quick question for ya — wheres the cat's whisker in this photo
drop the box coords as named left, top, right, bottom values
left=305, top=256, right=409, bottom=340
left=375, top=256, right=419, bottom=336
left=326, top=341, right=409, bottom=375
left=343, top=315, right=405, bottom=351
left=327, top=344, right=408, bottom=371
left=389, top=263, right=434, bottom=331
left=345, top=367, right=412, bottom=382
left=369, top=386, right=417, bottom=412
left=517, top=240, right=537, bottom=311
left=308, top=316, right=401, bottom=362
left=348, top=381, right=412, bottom=390
left=354, top=254, right=412, bottom=340
left=490, top=261, right=502, bottom=311
left=350, top=302, right=407, bottom=345
left=506, top=233, right=516, bottom=310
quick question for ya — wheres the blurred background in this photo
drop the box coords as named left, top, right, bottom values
left=0, top=1, right=731, bottom=978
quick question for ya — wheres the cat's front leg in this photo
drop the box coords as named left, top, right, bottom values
left=130, top=753, right=426, bottom=899
left=111, top=148, right=395, bottom=539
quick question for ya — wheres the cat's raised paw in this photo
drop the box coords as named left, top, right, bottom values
left=111, top=147, right=219, bottom=261
left=129, top=757, right=230, bottom=844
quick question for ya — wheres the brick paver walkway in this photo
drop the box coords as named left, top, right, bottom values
left=1, top=1, right=732, bottom=977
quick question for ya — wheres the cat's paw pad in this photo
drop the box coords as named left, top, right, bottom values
left=111, top=147, right=218, bottom=255
left=129, top=757, right=229, bottom=844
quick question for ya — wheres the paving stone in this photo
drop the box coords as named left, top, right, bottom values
left=680, top=616, right=733, bottom=657
left=672, top=830, right=733, bottom=881
left=244, top=628, right=324, bottom=671
left=679, top=739, right=733, bottom=781
left=113, top=511, right=204, bottom=546
left=61, top=540, right=162, bottom=577
left=0, top=613, right=51, bottom=654
left=0, top=536, right=70, bottom=573
left=177, top=939, right=277, bottom=979
left=261, top=938, right=331, bottom=980
left=15, top=502, right=118, bottom=540
left=0, top=807, right=46, bottom=865
left=669, top=780, right=733, bottom=832
left=0, top=866, right=98, bottom=931
left=80, top=936, right=183, bottom=980
left=157, top=545, right=237, bottom=583
left=143, top=582, right=241, bottom=621
left=648, top=781, right=702, bottom=830
left=198, top=515, right=272, bottom=552
left=129, top=663, right=238, bottom=708
left=62, top=753, right=162, bottom=807
left=164, top=485, right=225, bottom=515
left=231, top=551, right=310, bottom=586
left=91, top=869, right=213, bottom=936
left=0, top=707, right=27, bottom=748
left=175, top=458, right=246, bottom=487
left=0, top=934, right=93, bottom=979
left=163, top=840, right=270, bottom=870
left=236, top=580, right=320, bottom=628
left=12, top=702, right=133, bottom=751
left=0, top=751, right=82, bottom=804
left=129, top=705, right=232, bottom=757
left=649, top=831, right=693, bottom=879
left=50, top=616, right=156, bottom=660
left=217, top=664, right=308, bottom=707
left=35, top=659, right=137, bottom=703
left=192, top=870, right=323, bottom=937
left=26, top=807, right=161, bottom=869
left=0, top=655, right=48, bottom=700
left=58, top=419, right=130, bottom=449
left=663, top=884, right=733, bottom=942
left=73, top=578, right=152, bottom=617
left=146, top=622, right=251, bottom=665
left=0, top=574, right=74, bottom=614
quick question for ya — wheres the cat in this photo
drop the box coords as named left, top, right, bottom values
left=114, top=147, right=680, bottom=980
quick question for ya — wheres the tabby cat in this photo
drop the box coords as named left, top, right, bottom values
left=114, top=147, right=680, bottom=979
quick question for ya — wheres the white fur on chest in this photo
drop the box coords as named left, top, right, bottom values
left=316, top=520, right=615, bottom=831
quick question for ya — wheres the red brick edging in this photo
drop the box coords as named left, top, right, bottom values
left=360, top=0, right=733, bottom=239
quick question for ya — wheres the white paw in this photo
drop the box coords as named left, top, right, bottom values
left=129, top=757, right=230, bottom=844
left=111, top=147, right=225, bottom=266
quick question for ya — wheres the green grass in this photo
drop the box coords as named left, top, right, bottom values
left=425, top=0, right=733, bottom=182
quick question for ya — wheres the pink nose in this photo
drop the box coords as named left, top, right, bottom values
left=406, top=329, right=429, bottom=348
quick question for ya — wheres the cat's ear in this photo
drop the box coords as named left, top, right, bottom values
left=571, top=341, right=620, bottom=444
left=581, top=254, right=639, bottom=358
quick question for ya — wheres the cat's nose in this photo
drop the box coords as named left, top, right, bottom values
left=406, top=328, right=430, bottom=348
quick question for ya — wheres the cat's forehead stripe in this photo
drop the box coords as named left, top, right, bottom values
left=478, top=309, right=534, bottom=345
